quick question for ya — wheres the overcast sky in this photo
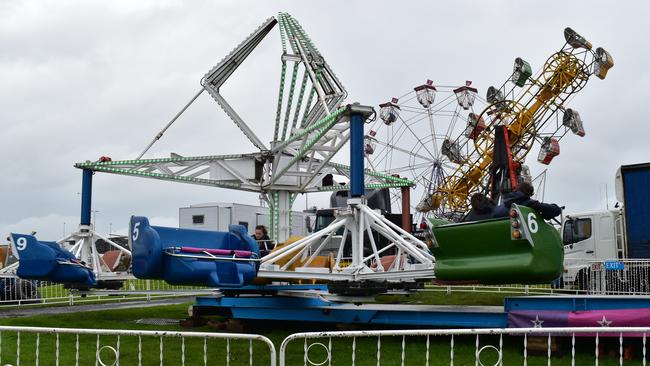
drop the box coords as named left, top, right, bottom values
left=1, top=0, right=646, bottom=239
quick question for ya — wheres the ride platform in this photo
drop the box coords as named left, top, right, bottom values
left=194, top=286, right=505, bottom=328
left=193, top=287, right=650, bottom=329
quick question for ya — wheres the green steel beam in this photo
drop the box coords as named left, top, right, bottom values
left=74, top=154, right=252, bottom=168
left=271, top=106, right=346, bottom=153
left=77, top=164, right=242, bottom=189
left=280, top=62, right=300, bottom=141
left=269, top=110, right=346, bottom=184
left=326, top=162, right=415, bottom=186
left=318, top=182, right=411, bottom=191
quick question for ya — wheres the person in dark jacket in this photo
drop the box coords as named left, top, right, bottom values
left=492, top=182, right=562, bottom=220
left=252, top=225, right=273, bottom=256
left=252, top=225, right=270, bottom=242
left=463, top=193, right=496, bottom=222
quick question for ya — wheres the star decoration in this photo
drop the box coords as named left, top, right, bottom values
left=530, top=315, right=544, bottom=328
left=597, top=316, right=612, bottom=327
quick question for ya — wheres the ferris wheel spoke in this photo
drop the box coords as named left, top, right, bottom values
left=387, top=162, right=432, bottom=175
left=427, top=93, right=456, bottom=114
left=372, top=122, right=407, bottom=160
left=402, top=113, right=433, bottom=126
left=398, top=115, right=437, bottom=161
left=372, top=137, right=436, bottom=164
left=374, top=83, right=487, bottom=217
left=441, top=161, right=457, bottom=171
left=426, top=110, right=441, bottom=161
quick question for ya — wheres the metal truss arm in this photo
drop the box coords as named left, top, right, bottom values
left=201, top=17, right=278, bottom=151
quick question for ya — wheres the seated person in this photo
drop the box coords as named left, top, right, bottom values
left=252, top=225, right=272, bottom=256
left=492, top=182, right=562, bottom=220
left=463, top=193, right=496, bottom=222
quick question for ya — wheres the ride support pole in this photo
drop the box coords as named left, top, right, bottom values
left=346, top=103, right=374, bottom=198
left=401, top=186, right=412, bottom=233
left=80, top=169, right=93, bottom=226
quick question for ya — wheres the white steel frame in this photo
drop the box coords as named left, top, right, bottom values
left=57, top=224, right=132, bottom=281
left=5, top=224, right=133, bottom=282
left=74, top=13, right=412, bottom=244
left=258, top=198, right=434, bottom=282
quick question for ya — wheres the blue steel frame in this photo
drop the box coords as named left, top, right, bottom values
left=349, top=111, right=365, bottom=197
left=192, top=287, right=650, bottom=328
left=194, top=291, right=507, bottom=328
left=80, top=169, right=93, bottom=226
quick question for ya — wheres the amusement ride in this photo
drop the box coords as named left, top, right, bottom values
left=7, top=14, right=614, bottom=301
left=370, top=28, right=613, bottom=225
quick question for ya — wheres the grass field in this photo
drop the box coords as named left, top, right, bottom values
left=0, top=291, right=642, bottom=365
left=377, top=288, right=511, bottom=306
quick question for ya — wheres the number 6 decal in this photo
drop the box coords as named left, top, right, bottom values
left=132, top=222, right=141, bottom=241
left=527, top=212, right=538, bottom=233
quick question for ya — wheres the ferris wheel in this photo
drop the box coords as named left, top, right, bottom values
left=365, top=80, right=488, bottom=222
left=367, top=28, right=613, bottom=225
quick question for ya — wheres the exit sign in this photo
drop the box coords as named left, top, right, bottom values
left=604, top=261, right=625, bottom=270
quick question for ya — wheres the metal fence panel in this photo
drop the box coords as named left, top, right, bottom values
left=427, top=259, right=650, bottom=296
left=0, top=276, right=215, bottom=308
left=279, top=327, right=650, bottom=366
left=2, top=325, right=650, bottom=365
left=586, top=259, right=650, bottom=295
left=0, top=326, right=276, bottom=366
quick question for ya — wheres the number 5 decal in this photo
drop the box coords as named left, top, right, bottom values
left=132, top=222, right=141, bottom=241
left=527, top=212, right=539, bottom=233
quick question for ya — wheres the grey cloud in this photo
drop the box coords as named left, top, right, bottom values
left=1, top=0, right=646, bottom=239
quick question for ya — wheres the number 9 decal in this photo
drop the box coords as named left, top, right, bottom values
left=132, top=222, right=141, bottom=241
left=527, top=212, right=538, bottom=233
left=16, top=237, right=27, bottom=251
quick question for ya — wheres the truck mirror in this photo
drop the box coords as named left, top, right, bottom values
left=562, top=218, right=573, bottom=245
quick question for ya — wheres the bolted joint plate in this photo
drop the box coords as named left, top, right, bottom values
left=344, top=103, right=375, bottom=120
left=346, top=197, right=364, bottom=206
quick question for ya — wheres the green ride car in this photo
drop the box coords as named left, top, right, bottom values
left=429, top=204, right=563, bottom=284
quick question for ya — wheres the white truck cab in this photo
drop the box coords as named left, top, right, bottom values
left=560, top=163, right=650, bottom=290
left=561, top=209, right=625, bottom=284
